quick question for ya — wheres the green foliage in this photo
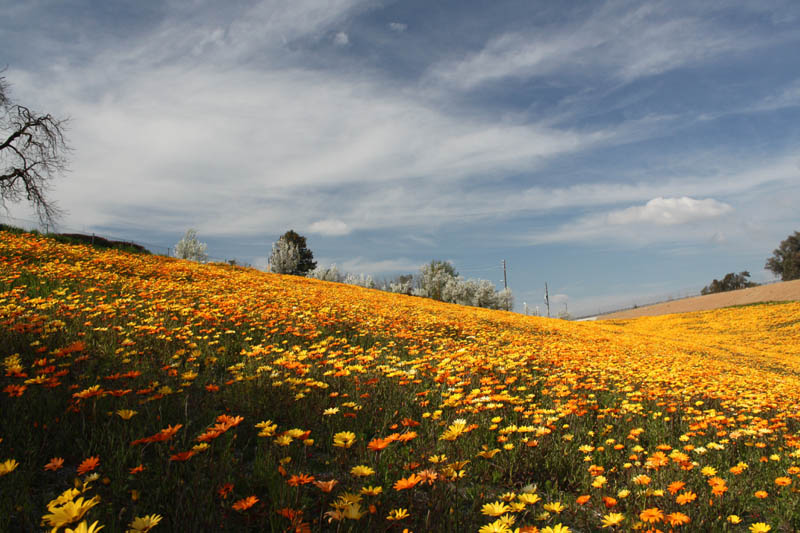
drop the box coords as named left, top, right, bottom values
left=701, top=271, right=757, bottom=295
left=765, top=231, right=800, bottom=281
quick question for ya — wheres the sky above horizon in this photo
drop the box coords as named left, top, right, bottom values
left=2, top=0, right=799, bottom=316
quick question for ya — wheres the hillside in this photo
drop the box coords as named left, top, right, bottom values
left=2, top=229, right=800, bottom=532
left=600, top=279, right=800, bottom=319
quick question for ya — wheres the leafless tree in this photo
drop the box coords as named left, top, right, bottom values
left=1, top=72, right=69, bottom=224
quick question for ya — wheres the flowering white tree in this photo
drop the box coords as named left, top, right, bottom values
left=497, top=287, right=514, bottom=311
left=268, top=238, right=301, bottom=274
left=416, top=260, right=458, bottom=300
left=343, top=272, right=376, bottom=289
left=308, top=264, right=344, bottom=282
left=174, top=229, right=208, bottom=262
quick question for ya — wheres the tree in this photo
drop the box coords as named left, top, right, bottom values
left=174, top=229, right=208, bottom=262
left=415, top=260, right=458, bottom=301
left=701, top=271, right=757, bottom=295
left=497, top=287, right=514, bottom=311
left=1, top=72, right=69, bottom=224
left=765, top=231, right=800, bottom=281
left=269, top=230, right=316, bottom=275
left=308, top=264, right=344, bottom=282
left=385, top=273, right=414, bottom=295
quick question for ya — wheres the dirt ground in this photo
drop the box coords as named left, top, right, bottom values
left=598, top=278, right=800, bottom=319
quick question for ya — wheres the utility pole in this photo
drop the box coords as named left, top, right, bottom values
left=544, top=283, right=550, bottom=318
left=502, top=260, right=507, bottom=290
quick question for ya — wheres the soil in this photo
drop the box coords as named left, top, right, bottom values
left=598, top=278, right=800, bottom=319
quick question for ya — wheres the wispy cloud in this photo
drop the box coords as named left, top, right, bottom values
left=427, top=2, right=787, bottom=90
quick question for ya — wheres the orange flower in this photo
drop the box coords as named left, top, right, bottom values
left=169, top=451, right=196, bottom=462
left=287, top=473, right=315, bottom=486
left=667, top=481, right=685, bottom=495
left=602, top=496, right=617, bottom=508
left=217, top=483, right=234, bottom=499
left=394, top=431, right=418, bottom=443
left=665, top=512, right=691, bottom=526
left=232, top=495, right=259, bottom=511
left=77, top=456, right=100, bottom=475
left=43, top=457, right=64, bottom=471
left=129, top=464, right=145, bottom=475
left=130, top=424, right=183, bottom=446
left=394, top=473, right=423, bottom=491
left=367, top=438, right=392, bottom=451
left=576, top=495, right=591, bottom=505
left=775, top=477, right=792, bottom=486
left=754, top=490, right=768, bottom=499
left=3, top=384, right=27, bottom=397
left=639, top=507, right=664, bottom=524
left=312, top=479, right=338, bottom=493
left=676, top=491, right=697, bottom=505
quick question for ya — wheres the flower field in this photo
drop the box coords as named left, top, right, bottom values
left=2, top=229, right=800, bottom=532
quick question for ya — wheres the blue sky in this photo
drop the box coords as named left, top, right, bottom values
left=2, top=0, right=799, bottom=316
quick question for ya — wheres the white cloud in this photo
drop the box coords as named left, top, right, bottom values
left=605, top=197, right=733, bottom=226
left=13, top=60, right=607, bottom=235
left=427, top=3, right=782, bottom=90
left=753, top=79, right=800, bottom=111
left=388, top=22, right=407, bottom=33
left=333, top=31, right=349, bottom=46
left=309, top=219, right=350, bottom=236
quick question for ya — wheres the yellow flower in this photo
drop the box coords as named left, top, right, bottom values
left=255, top=420, right=277, bottom=437
left=518, top=492, right=541, bottom=505
left=601, top=512, right=625, bottom=527
left=116, top=410, right=137, bottom=420
left=479, top=519, right=511, bottom=533
left=749, top=523, right=771, bottom=533
left=323, top=407, right=340, bottom=416
left=127, top=514, right=162, bottom=532
left=342, top=503, right=366, bottom=520
left=274, top=435, right=293, bottom=446
left=509, top=502, right=526, bottom=512
left=386, top=508, right=409, bottom=520
left=65, top=521, right=104, bottom=533
left=0, top=459, right=19, bottom=476
left=481, top=501, right=511, bottom=517
left=333, top=431, right=356, bottom=448
left=543, top=501, right=566, bottom=514
left=350, top=465, right=375, bottom=477
left=727, top=515, right=742, bottom=524
left=42, top=496, right=100, bottom=529
left=439, top=420, right=468, bottom=441
left=542, top=524, right=571, bottom=533
left=700, top=466, right=717, bottom=477
left=360, top=485, right=383, bottom=496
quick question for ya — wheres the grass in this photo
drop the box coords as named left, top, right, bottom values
left=1, top=227, right=800, bottom=532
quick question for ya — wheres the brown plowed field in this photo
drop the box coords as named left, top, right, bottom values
left=599, top=278, right=800, bottom=319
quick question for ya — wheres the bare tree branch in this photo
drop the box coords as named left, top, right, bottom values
left=0, top=71, right=70, bottom=225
